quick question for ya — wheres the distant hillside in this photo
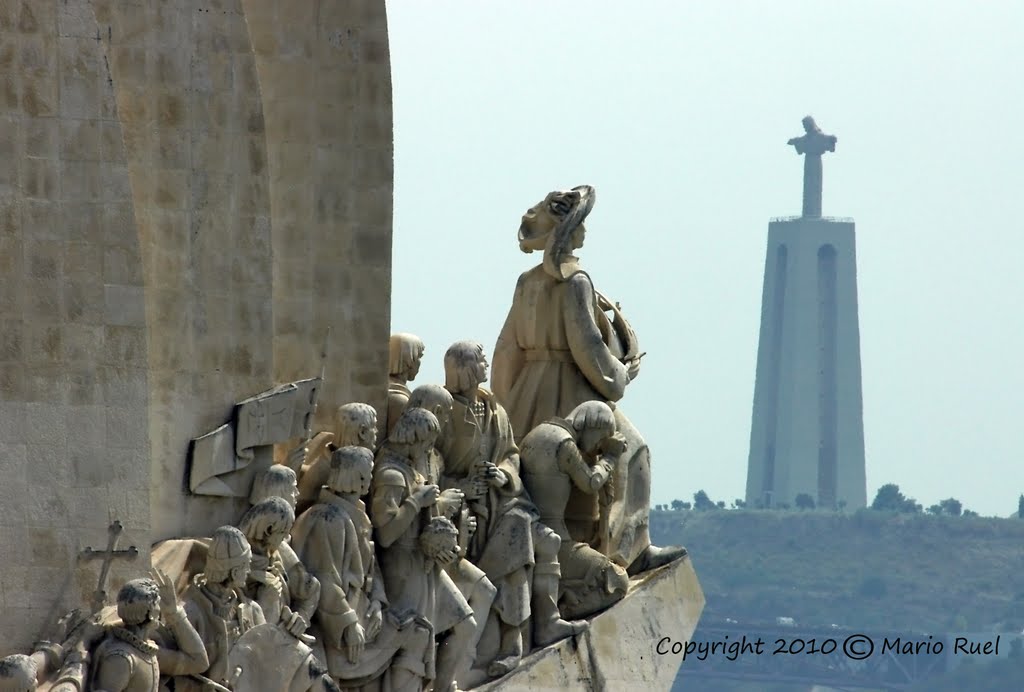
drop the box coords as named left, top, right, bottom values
left=651, top=508, right=1024, bottom=633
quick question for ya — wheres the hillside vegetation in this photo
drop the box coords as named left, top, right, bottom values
left=651, top=508, right=1024, bottom=633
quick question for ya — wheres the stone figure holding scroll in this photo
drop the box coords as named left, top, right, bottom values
left=492, top=185, right=686, bottom=574
left=519, top=401, right=631, bottom=618
left=290, top=445, right=434, bottom=690
left=438, top=340, right=586, bottom=677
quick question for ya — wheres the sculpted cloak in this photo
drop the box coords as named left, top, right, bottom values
left=290, top=488, right=433, bottom=687
left=492, top=264, right=652, bottom=568
left=437, top=388, right=540, bottom=626
left=371, top=450, right=474, bottom=636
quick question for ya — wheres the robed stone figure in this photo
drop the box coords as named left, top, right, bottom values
left=492, top=185, right=685, bottom=574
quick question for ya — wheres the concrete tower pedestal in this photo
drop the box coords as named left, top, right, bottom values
left=746, top=217, right=866, bottom=509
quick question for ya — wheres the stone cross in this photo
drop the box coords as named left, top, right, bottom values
left=80, top=520, right=140, bottom=612
left=787, top=116, right=837, bottom=218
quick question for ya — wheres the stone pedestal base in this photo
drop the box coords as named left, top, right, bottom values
left=470, top=556, right=704, bottom=691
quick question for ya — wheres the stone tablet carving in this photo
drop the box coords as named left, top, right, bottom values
left=492, top=185, right=686, bottom=574
left=189, top=379, right=322, bottom=497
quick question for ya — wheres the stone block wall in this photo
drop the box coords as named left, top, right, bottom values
left=0, top=0, right=392, bottom=652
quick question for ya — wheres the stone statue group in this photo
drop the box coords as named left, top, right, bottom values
left=1, top=186, right=686, bottom=692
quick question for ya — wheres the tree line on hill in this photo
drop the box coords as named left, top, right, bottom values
left=654, top=485, right=1024, bottom=518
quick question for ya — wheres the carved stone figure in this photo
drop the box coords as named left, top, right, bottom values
left=787, top=115, right=837, bottom=218
left=492, top=186, right=686, bottom=574
left=405, top=383, right=498, bottom=664
left=519, top=402, right=631, bottom=618
left=378, top=333, right=426, bottom=441
left=372, top=408, right=478, bottom=692
left=0, top=655, right=37, bottom=692
left=290, top=446, right=434, bottom=690
left=296, top=403, right=378, bottom=515
left=238, top=498, right=320, bottom=640
left=437, top=340, right=587, bottom=677
left=250, top=465, right=301, bottom=509
left=90, top=571, right=209, bottom=692
left=172, top=527, right=266, bottom=691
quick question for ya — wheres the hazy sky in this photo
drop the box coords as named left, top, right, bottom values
left=385, top=1, right=1024, bottom=517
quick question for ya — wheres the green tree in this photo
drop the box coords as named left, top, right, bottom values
left=939, top=498, right=963, bottom=516
left=671, top=499, right=685, bottom=511
left=795, top=493, right=816, bottom=510
left=693, top=490, right=716, bottom=511
left=732, top=498, right=746, bottom=509
left=1018, top=494, right=1024, bottom=518
left=871, top=483, right=922, bottom=513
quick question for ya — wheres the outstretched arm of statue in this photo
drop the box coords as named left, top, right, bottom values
left=153, top=569, right=210, bottom=676
left=492, top=279, right=527, bottom=402
left=158, top=606, right=211, bottom=676
left=564, top=273, right=630, bottom=402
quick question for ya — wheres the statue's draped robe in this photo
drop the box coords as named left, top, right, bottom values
left=290, top=489, right=433, bottom=687
left=438, top=389, right=537, bottom=626
left=493, top=265, right=652, bottom=567
left=245, top=542, right=320, bottom=634
left=371, top=451, right=474, bottom=635
left=174, top=578, right=265, bottom=691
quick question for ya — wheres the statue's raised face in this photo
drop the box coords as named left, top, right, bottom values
left=520, top=198, right=559, bottom=241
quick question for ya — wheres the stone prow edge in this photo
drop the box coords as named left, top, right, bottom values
left=470, top=554, right=704, bottom=691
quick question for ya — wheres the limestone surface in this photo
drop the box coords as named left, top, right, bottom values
left=470, top=556, right=704, bottom=691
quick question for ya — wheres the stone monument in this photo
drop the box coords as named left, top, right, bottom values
left=0, top=0, right=393, bottom=652
left=1, top=2, right=705, bottom=689
left=745, top=117, right=867, bottom=510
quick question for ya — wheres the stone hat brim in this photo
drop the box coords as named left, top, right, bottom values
left=542, top=185, right=596, bottom=280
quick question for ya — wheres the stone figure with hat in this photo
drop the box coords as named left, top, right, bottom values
left=492, top=185, right=687, bottom=575
left=170, top=527, right=266, bottom=691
